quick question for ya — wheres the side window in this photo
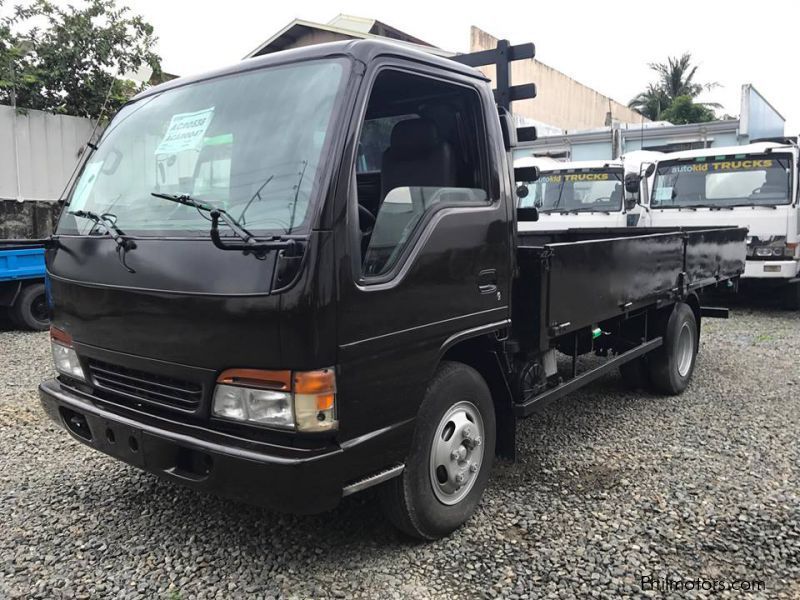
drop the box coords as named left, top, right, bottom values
left=355, top=69, right=489, bottom=278
left=357, top=114, right=417, bottom=173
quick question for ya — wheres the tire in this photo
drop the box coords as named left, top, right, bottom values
left=12, top=283, right=49, bottom=331
left=647, top=303, right=698, bottom=395
left=619, top=356, right=649, bottom=390
left=379, top=361, right=496, bottom=540
left=782, top=282, right=800, bottom=310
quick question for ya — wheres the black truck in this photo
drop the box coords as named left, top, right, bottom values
left=38, top=39, right=746, bottom=540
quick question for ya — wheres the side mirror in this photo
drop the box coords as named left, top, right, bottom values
left=498, top=109, right=517, bottom=151
left=644, top=163, right=656, bottom=177
left=516, top=185, right=529, bottom=199
left=517, top=207, right=539, bottom=222
left=624, top=197, right=637, bottom=211
left=624, top=172, right=641, bottom=194
left=514, top=166, right=539, bottom=183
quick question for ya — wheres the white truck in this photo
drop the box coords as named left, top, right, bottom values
left=648, top=141, right=800, bottom=308
left=516, top=152, right=660, bottom=231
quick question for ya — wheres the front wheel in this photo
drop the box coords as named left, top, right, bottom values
left=647, top=303, right=698, bottom=395
left=380, top=361, right=496, bottom=540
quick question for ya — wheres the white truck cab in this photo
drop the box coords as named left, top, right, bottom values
left=516, top=152, right=660, bottom=232
left=648, top=141, right=800, bottom=308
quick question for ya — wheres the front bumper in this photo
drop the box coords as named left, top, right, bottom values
left=39, top=378, right=409, bottom=514
left=743, top=259, right=800, bottom=280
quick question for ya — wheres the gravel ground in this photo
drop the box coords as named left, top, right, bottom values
left=1, top=308, right=798, bottom=599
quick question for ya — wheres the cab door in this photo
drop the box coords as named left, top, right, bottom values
left=332, top=63, right=512, bottom=444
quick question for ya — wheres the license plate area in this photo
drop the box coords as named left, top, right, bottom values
left=61, top=406, right=145, bottom=468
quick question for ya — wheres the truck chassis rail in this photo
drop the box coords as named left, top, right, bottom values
left=513, top=337, right=663, bottom=417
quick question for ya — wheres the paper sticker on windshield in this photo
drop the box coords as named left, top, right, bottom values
left=69, top=161, right=104, bottom=210
left=654, top=186, right=673, bottom=202
left=156, top=108, right=215, bottom=155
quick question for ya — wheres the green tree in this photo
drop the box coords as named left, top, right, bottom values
left=0, top=0, right=161, bottom=119
left=659, top=95, right=716, bottom=125
left=628, top=83, right=671, bottom=121
left=629, top=52, right=720, bottom=123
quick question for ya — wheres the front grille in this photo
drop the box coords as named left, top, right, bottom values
left=88, top=359, right=203, bottom=413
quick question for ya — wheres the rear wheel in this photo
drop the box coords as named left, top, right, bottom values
left=647, top=303, right=698, bottom=395
left=12, top=283, right=49, bottom=331
left=379, top=361, right=496, bottom=540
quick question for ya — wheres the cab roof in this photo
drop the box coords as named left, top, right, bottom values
left=133, top=39, right=488, bottom=102
left=521, top=158, right=624, bottom=171
left=662, top=141, right=797, bottom=161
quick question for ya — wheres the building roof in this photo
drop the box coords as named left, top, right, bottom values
left=244, top=14, right=451, bottom=59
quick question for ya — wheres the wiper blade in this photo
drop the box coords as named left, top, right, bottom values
left=151, top=192, right=213, bottom=212
left=69, top=209, right=137, bottom=273
left=678, top=204, right=715, bottom=210
left=151, top=192, right=300, bottom=257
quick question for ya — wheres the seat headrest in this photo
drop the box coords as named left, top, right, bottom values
left=764, top=169, right=784, bottom=185
left=389, top=118, right=441, bottom=155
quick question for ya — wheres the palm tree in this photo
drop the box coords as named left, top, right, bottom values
left=629, top=53, right=720, bottom=121
left=628, top=84, right=671, bottom=121
left=651, top=53, right=717, bottom=99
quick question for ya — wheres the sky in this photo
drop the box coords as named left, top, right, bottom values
left=52, top=1, right=800, bottom=132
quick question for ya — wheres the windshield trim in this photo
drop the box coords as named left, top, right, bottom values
left=59, top=56, right=355, bottom=239
left=651, top=152, right=795, bottom=210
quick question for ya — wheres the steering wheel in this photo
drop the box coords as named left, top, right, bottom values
left=358, top=204, right=376, bottom=235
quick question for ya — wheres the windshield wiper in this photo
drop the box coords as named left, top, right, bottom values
left=729, top=202, right=780, bottom=209
left=677, top=204, right=716, bottom=211
left=69, top=209, right=137, bottom=273
left=151, top=192, right=300, bottom=258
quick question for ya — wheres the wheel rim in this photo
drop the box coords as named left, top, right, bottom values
left=30, top=294, right=49, bottom=325
left=676, top=322, right=694, bottom=377
left=429, top=400, right=485, bottom=505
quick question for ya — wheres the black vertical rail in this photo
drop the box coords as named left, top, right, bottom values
left=450, top=40, right=537, bottom=113
left=495, top=39, right=511, bottom=113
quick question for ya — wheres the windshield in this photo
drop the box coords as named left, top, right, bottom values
left=519, top=169, right=624, bottom=212
left=58, top=59, right=348, bottom=237
left=652, top=153, right=793, bottom=208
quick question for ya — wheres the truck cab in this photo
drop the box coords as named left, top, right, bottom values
left=515, top=151, right=660, bottom=231
left=648, top=141, right=800, bottom=307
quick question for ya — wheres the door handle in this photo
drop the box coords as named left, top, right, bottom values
left=477, top=269, right=497, bottom=294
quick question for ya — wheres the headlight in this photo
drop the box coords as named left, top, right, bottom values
left=50, top=327, right=86, bottom=381
left=212, top=368, right=337, bottom=432
left=213, top=385, right=293, bottom=427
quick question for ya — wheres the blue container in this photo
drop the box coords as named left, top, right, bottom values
left=0, top=247, right=46, bottom=282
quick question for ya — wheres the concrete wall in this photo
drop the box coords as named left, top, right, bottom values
left=0, top=200, right=60, bottom=239
left=470, top=27, right=647, bottom=131
left=0, top=105, right=92, bottom=238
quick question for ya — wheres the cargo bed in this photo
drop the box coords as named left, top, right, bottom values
left=510, top=226, right=747, bottom=415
